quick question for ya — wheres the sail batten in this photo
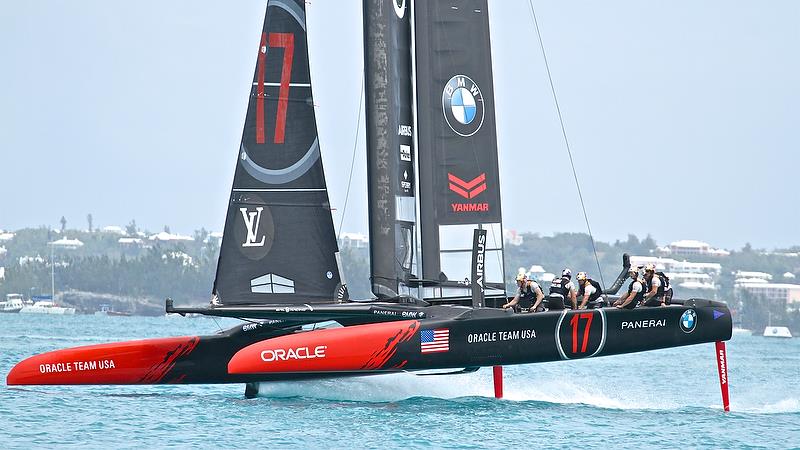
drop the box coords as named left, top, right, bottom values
left=213, top=0, right=344, bottom=306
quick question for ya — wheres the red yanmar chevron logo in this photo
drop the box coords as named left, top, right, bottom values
left=448, top=173, right=487, bottom=199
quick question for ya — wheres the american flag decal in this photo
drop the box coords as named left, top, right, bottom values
left=420, top=329, right=450, bottom=354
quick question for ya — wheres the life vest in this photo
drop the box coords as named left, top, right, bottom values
left=518, top=281, right=540, bottom=309
left=645, top=272, right=670, bottom=297
left=578, top=279, right=603, bottom=303
left=627, top=279, right=645, bottom=304
left=549, top=276, right=570, bottom=298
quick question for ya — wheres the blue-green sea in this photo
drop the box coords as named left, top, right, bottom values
left=1, top=314, right=798, bottom=449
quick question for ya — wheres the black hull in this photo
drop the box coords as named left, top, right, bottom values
left=7, top=300, right=731, bottom=385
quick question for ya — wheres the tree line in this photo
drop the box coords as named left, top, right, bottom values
left=1, top=227, right=798, bottom=331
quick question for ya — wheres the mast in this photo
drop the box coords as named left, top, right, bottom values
left=362, top=0, right=417, bottom=298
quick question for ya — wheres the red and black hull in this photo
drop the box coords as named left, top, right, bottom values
left=7, top=299, right=732, bottom=386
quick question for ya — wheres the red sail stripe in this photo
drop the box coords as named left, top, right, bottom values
left=256, top=32, right=266, bottom=144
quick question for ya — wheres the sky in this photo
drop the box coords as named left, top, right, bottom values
left=1, top=1, right=798, bottom=250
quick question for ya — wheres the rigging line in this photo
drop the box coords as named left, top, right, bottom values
left=526, top=0, right=606, bottom=289
left=337, top=75, right=365, bottom=239
left=211, top=316, right=223, bottom=333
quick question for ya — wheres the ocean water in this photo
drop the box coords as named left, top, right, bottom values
left=1, top=314, right=798, bottom=449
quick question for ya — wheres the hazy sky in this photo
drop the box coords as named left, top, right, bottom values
left=1, top=1, right=798, bottom=250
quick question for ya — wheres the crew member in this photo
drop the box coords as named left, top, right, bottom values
left=547, top=268, right=577, bottom=310
left=504, top=273, right=545, bottom=313
left=642, top=264, right=669, bottom=307
left=576, top=272, right=604, bottom=309
left=615, top=267, right=644, bottom=309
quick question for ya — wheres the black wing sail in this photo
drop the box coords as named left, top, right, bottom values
left=213, top=0, right=344, bottom=306
left=363, top=0, right=417, bottom=298
left=415, top=0, right=506, bottom=304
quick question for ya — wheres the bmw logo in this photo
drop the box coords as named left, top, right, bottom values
left=442, top=75, right=485, bottom=137
left=680, top=309, right=697, bottom=333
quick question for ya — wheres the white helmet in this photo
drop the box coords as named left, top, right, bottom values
left=628, top=267, right=641, bottom=277
left=644, top=263, right=656, bottom=273
left=576, top=272, right=587, bottom=282
left=562, top=268, right=572, bottom=278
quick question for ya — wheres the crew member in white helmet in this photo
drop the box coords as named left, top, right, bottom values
left=615, top=267, right=645, bottom=309
left=642, top=263, right=669, bottom=307
left=548, top=268, right=577, bottom=309
left=504, top=273, right=545, bottom=313
left=576, top=272, right=604, bottom=309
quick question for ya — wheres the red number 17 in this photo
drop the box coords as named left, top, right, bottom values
left=569, top=312, right=594, bottom=353
left=256, top=32, right=295, bottom=145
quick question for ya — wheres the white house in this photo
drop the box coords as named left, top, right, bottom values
left=50, top=237, right=84, bottom=249
left=338, top=232, right=369, bottom=249
left=101, top=225, right=126, bottom=235
left=149, top=232, right=194, bottom=242
left=657, top=240, right=730, bottom=257
left=735, top=281, right=800, bottom=308
left=735, top=271, right=772, bottom=282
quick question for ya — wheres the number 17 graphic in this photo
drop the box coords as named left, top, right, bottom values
left=256, top=32, right=294, bottom=145
left=569, top=312, right=594, bottom=354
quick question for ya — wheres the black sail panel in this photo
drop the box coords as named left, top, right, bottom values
left=363, top=0, right=417, bottom=298
left=213, top=0, right=343, bottom=305
left=415, top=0, right=506, bottom=302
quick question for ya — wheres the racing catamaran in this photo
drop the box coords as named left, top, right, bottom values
left=7, top=0, right=732, bottom=406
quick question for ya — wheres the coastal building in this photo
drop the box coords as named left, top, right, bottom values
left=204, top=231, right=224, bottom=244
left=338, top=232, right=369, bottom=249
left=735, top=271, right=772, bottom=282
left=656, top=240, right=730, bottom=257
left=667, top=273, right=716, bottom=291
left=148, top=231, right=194, bottom=242
left=629, top=256, right=721, bottom=277
left=0, top=231, right=15, bottom=242
left=118, top=237, right=144, bottom=247
left=504, top=229, right=523, bottom=246
left=527, top=265, right=546, bottom=278
left=735, top=281, right=800, bottom=309
left=630, top=255, right=722, bottom=297
left=101, top=226, right=126, bottom=235
left=50, top=237, right=84, bottom=249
